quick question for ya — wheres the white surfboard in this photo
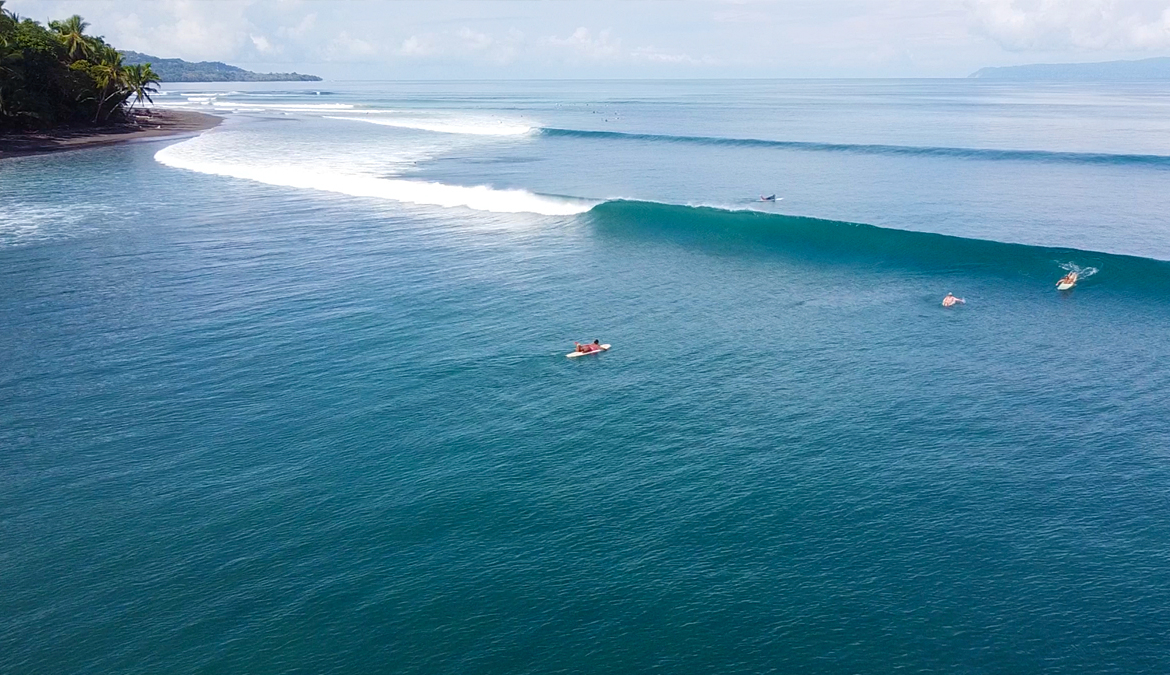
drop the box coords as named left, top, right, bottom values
left=567, top=344, right=611, bottom=358
left=1057, top=273, right=1078, bottom=291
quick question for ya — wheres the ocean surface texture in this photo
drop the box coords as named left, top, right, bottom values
left=3, top=81, right=1169, bottom=674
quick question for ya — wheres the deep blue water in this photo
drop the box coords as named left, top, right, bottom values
left=3, top=80, right=1170, bottom=674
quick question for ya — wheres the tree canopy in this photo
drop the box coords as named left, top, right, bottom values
left=0, top=5, right=159, bottom=131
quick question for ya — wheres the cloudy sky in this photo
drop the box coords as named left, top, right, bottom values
left=9, top=0, right=1170, bottom=78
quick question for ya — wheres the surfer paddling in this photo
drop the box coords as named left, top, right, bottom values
left=942, top=292, right=965, bottom=307
left=1057, top=271, right=1078, bottom=290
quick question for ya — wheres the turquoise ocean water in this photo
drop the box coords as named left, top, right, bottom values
left=3, top=80, right=1170, bottom=673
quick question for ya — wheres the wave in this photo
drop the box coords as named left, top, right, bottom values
left=540, top=128, right=1170, bottom=168
left=584, top=200, right=1170, bottom=291
left=325, top=116, right=533, bottom=136
left=154, top=143, right=593, bottom=216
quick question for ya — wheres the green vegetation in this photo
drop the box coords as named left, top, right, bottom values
left=0, top=4, right=159, bottom=131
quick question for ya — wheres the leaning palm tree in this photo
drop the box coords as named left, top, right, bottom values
left=49, top=14, right=91, bottom=61
left=90, top=46, right=129, bottom=122
left=123, top=63, right=159, bottom=112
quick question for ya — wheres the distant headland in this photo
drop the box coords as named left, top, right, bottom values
left=970, top=57, right=1170, bottom=81
left=119, top=51, right=321, bottom=83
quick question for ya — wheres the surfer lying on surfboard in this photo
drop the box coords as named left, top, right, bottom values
left=568, top=340, right=611, bottom=358
left=575, top=340, right=602, bottom=353
left=942, top=292, right=965, bottom=307
left=1057, top=272, right=1078, bottom=290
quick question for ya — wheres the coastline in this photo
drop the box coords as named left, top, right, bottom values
left=0, top=110, right=221, bottom=161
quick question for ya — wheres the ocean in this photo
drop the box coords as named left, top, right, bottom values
left=2, top=80, right=1169, bottom=674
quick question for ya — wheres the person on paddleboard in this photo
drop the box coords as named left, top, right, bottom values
left=942, top=292, right=965, bottom=307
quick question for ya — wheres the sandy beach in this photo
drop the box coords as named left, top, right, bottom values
left=0, top=110, right=221, bottom=161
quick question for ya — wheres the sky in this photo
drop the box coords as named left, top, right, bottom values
left=9, top=0, right=1170, bottom=78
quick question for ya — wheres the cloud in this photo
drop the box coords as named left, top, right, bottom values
left=631, top=46, right=716, bottom=66
left=970, top=0, right=1170, bottom=51
left=325, top=31, right=377, bottom=61
left=542, top=27, right=622, bottom=61
left=250, top=34, right=274, bottom=53
left=397, top=26, right=522, bottom=64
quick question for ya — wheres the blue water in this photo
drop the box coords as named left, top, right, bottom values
left=3, top=80, right=1170, bottom=674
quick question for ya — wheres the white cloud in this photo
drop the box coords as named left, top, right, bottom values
left=631, top=46, right=715, bottom=66
left=250, top=34, right=274, bottom=53
left=971, top=0, right=1170, bottom=51
left=325, top=31, right=377, bottom=61
left=399, top=34, right=438, bottom=57
left=542, top=27, right=622, bottom=61
left=397, top=26, right=522, bottom=64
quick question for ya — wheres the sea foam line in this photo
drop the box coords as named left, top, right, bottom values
left=154, top=143, right=592, bottom=216
left=324, top=116, right=533, bottom=136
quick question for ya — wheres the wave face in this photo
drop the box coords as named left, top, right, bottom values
left=541, top=128, right=1170, bottom=168
left=586, top=200, right=1170, bottom=292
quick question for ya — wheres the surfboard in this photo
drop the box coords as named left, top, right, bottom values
left=567, top=344, right=610, bottom=358
left=1057, top=273, right=1078, bottom=291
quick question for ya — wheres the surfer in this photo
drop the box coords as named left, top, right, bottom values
left=942, top=292, right=965, bottom=307
left=1057, top=272, right=1078, bottom=289
left=760, top=194, right=776, bottom=202
left=575, top=340, right=602, bottom=353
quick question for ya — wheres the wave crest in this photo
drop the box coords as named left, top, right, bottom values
left=154, top=142, right=592, bottom=216
left=540, top=128, right=1170, bottom=168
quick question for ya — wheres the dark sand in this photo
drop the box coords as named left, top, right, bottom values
left=0, top=110, right=221, bottom=160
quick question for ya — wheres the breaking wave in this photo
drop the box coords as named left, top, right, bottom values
left=583, top=200, right=1170, bottom=292
left=154, top=143, right=592, bottom=216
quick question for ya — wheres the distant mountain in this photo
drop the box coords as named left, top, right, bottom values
left=120, top=51, right=321, bottom=82
left=970, top=57, right=1170, bottom=81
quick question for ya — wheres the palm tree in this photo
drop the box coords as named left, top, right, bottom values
left=123, top=63, right=159, bottom=113
left=49, top=14, right=91, bottom=61
left=0, top=2, right=21, bottom=119
left=90, top=45, right=128, bottom=122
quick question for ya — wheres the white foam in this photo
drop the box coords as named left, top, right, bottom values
left=325, top=116, right=532, bottom=136
left=1060, top=262, right=1100, bottom=278
left=154, top=140, right=593, bottom=216
left=220, top=102, right=356, bottom=111
left=0, top=203, right=114, bottom=247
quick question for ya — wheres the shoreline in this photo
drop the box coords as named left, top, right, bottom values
left=0, top=110, right=221, bottom=161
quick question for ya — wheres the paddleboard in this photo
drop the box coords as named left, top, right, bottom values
left=567, top=344, right=610, bottom=358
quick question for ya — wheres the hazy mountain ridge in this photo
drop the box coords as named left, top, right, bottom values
left=120, top=51, right=321, bottom=82
left=970, top=57, right=1170, bottom=80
